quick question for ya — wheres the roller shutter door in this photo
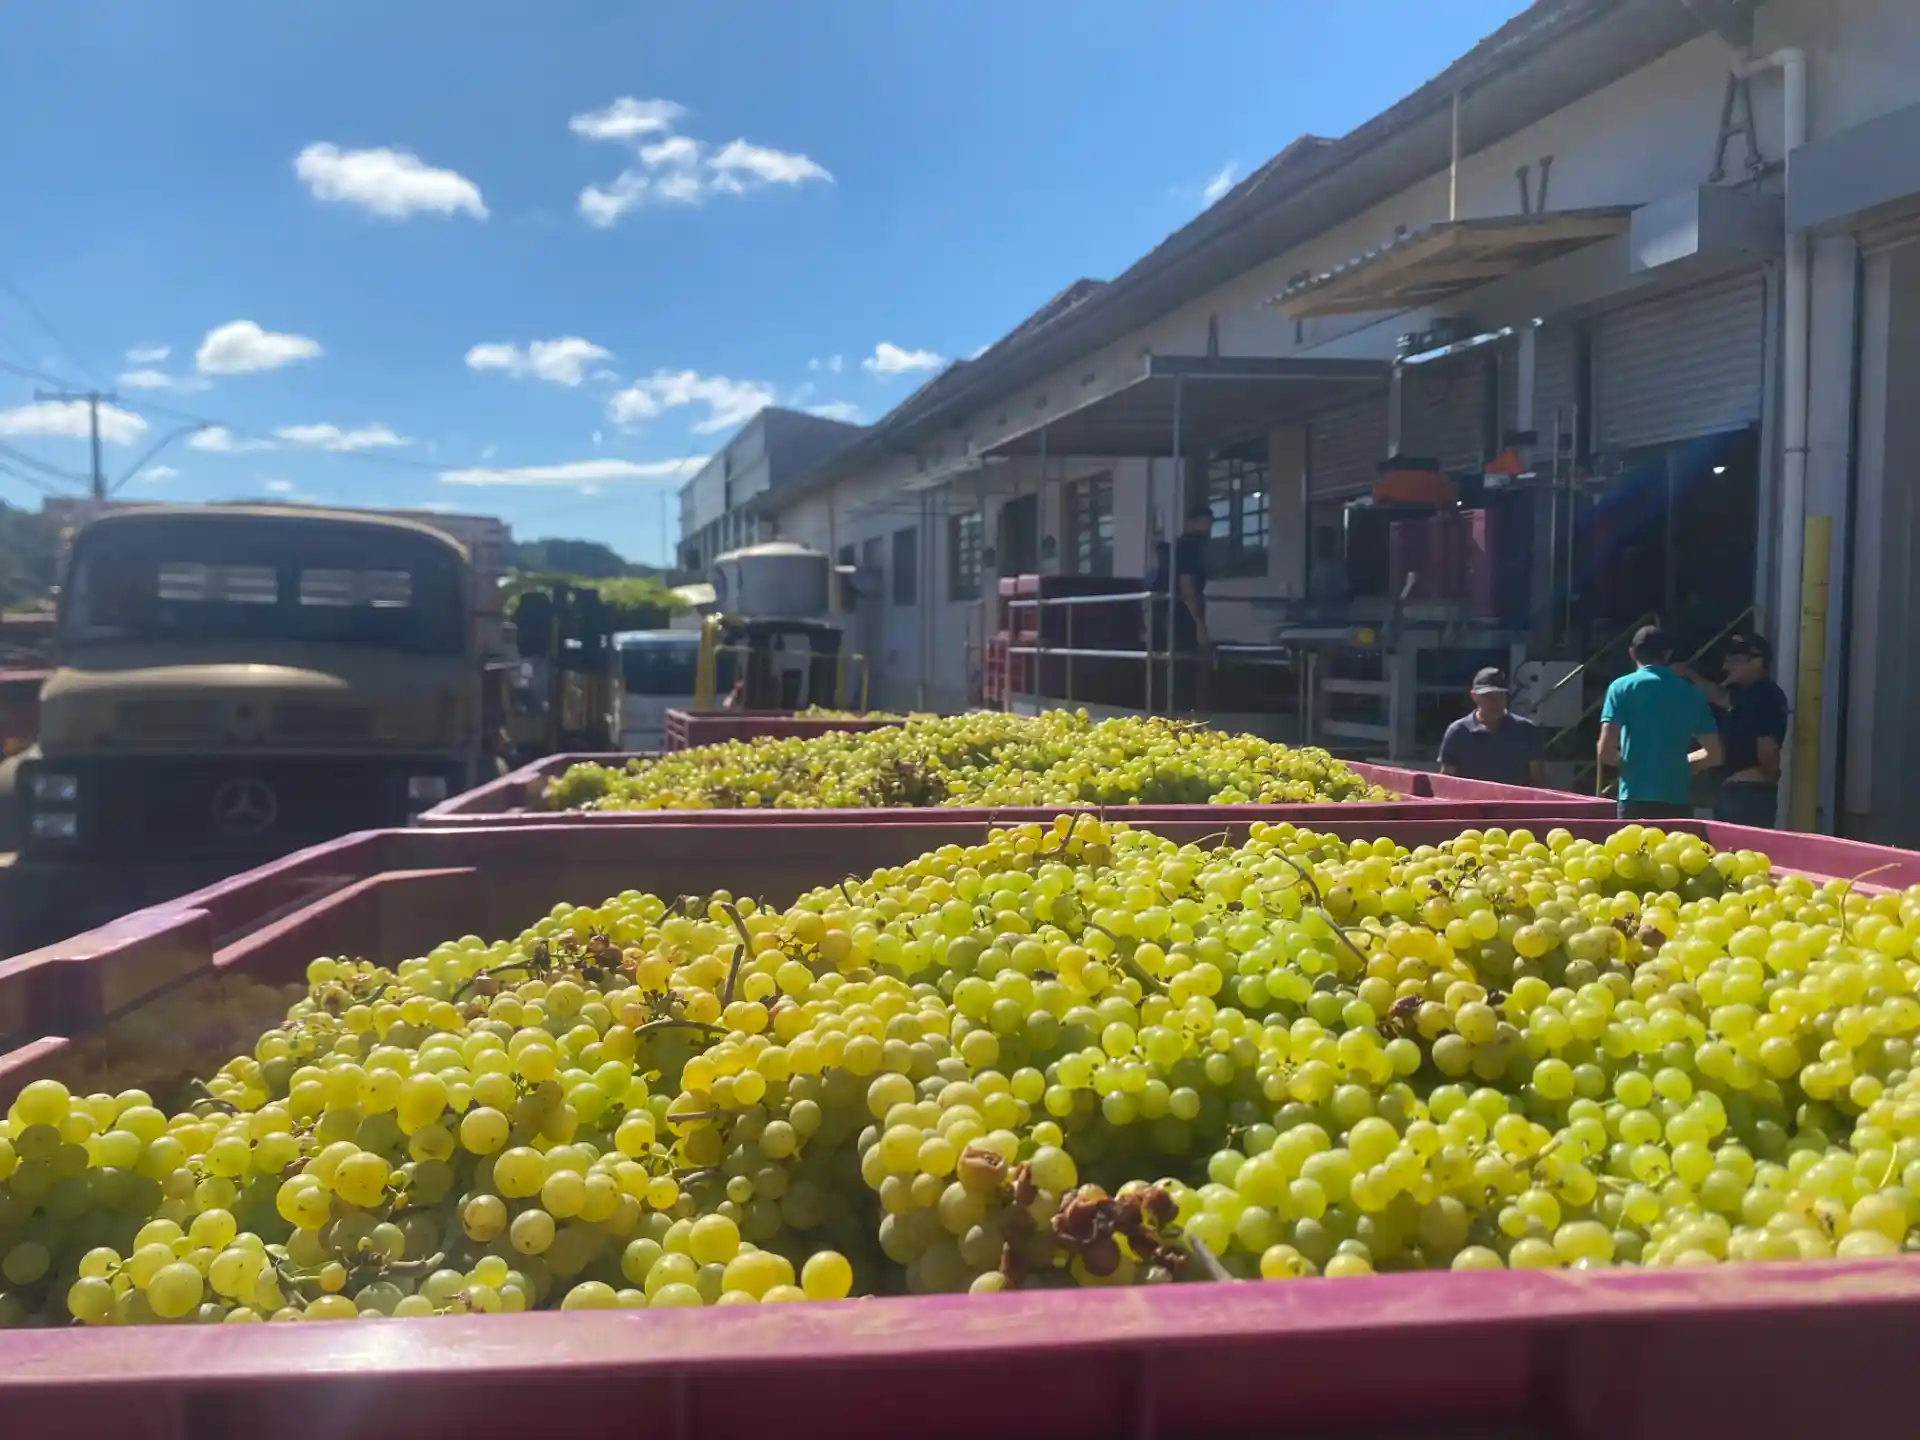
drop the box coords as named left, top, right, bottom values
left=1595, top=275, right=1766, bottom=450
left=1400, top=358, right=1489, bottom=474
left=1306, top=394, right=1388, bottom=499
left=1531, top=324, right=1582, bottom=442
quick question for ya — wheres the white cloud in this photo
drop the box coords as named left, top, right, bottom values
left=572, top=97, right=831, bottom=225
left=134, top=464, right=179, bottom=485
left=808, top=354, right=845, bottom=375
left=710, top=139, right=832, bottom=189
left=607, top=370, right=775, bottom=433
left=0, top=399, right=148, bottom=446
left=196, top=320, right=323, bottom=376
left=592, top=429, right=604, bottom=446
left=294, top=143, right=487, bottom=221
left=1202, top=162, right=1239, bottom=207
left=806, top=401, right=863, bottom=423
left=188, top=426, right=275, bottom=454
left=640, top=136, right=702, bottom=169
left=479, top=443, right=498, bottom=461
left=117, top=367, right=211, bottom=394
left=569, top=97, right=685, bottom=142
left=439, top=457, right=705, bottom=489
left=863, top=341, right=943, bottom=377
left=579, top=171, right=653, bottom=228
left=262, top=478, right=297, bottom=495
left=125, top=344, right=170, bottom=365
left=464, top=337, right=612, bottom=387
left=274, top=422, right=409, bottom=452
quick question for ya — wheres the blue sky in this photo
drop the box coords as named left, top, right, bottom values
left=0, top=0, right=1522, bottom=565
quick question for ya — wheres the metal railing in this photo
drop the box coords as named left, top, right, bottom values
left=1002, top=590, right=1294, bottom=715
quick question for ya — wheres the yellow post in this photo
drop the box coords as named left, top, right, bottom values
left=1789, top=514, right=1831, bottom=832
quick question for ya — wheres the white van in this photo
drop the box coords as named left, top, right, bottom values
left=612, top=629, right=701, bottom=751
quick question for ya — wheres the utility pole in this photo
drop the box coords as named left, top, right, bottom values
left=35, top=388, right=117, bottom=501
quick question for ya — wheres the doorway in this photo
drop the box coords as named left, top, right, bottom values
left=1571, top=425, right=1759, bottom=654
left=998, top=494, right=1039, bottom=577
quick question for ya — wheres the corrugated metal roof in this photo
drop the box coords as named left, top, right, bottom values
left=769, top=0, right=1711, bottom=511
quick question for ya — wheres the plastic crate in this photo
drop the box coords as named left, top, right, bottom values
left=5, top=814, right=1920, bottom=1437
left=662, top=708, right=906, bottom=752
left=418, top=753, right=1616, bottom=824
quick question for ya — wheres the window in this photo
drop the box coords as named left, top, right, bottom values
left=158, top=563, right=277, bottom=605
left=948, top=511, right=984, bottom=600
left=299, top=569, right=412, bottom=608
left=1065, top=474, right=1114, bottom=577
left=619, top=638, right=699, bottom=696
left=891, top=526, right=918, bottom=606
left=1204, top=458, right=1269, bottom=578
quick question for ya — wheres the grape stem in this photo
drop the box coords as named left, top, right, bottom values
left=1081, top=921, right=1167, bottom=995
left=1184, top=1235, right=1235, bottom=1283
left=720, top=942, right=747, bottom=1009
left=1260, top=852, right=1378, bottom=973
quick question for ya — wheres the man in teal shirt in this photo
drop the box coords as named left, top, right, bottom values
left=1598, top=626, right=1723, bottom=820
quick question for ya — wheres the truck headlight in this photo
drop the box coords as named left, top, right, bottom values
left=29, top=810, right=78, bottom=841
left=29, top=772, right=79, bottom=805
left=407, top=775, right=449, bottom=803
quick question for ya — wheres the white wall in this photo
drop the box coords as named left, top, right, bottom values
left=788, top=0, right=1920, bottom=710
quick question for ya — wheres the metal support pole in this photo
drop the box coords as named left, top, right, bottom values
left=1165, top=378, right=1184, bottom=716
left=1065, top=599, right=1075, bottom=705
left=1449, top=90, right=1463, bottom=222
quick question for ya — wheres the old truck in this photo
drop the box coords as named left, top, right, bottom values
left=1, top=504, right=499, bottom=868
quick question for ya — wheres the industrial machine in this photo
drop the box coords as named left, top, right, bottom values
left=691, top=542, right=866, bottom=711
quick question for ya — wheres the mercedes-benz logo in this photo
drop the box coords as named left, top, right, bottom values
left=210, top=777, right=278, bottom=838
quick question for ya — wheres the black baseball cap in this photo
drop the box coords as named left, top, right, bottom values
left=1725, top=632, right=1772, bottom=662
left=1631, top=625, right=1674, bottom=659
left=1470, top=667, right=1509, bottom=695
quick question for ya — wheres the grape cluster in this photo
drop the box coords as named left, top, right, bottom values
left=5, top=817, right=1920, bottom=1329
left=546, top=711, right=1388, bottom=812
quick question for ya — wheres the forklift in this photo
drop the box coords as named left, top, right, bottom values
left=502, top=583, right=623, bottom=762
left=691, top=613, right=865, bottom=711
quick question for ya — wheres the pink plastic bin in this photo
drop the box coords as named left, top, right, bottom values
left=663, top=709, right=904, bottom=752
left=419, top=752, right=1615, bottom=825
left=3, top=814, right=1920, bottom=1436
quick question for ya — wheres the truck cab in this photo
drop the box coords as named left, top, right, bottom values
left=5, top=505, right=483, bottom=860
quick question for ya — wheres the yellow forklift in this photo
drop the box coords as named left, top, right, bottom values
left=499, top=583, right=623, bottom=763
left=691, top=613, right=867, bottom=711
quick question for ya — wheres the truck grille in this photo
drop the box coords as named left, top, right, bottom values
left=117, top=699, right=227, bottom=742
left=38, top=756, right=465, bottom=860
left=272, top=702, right=375, bottom=742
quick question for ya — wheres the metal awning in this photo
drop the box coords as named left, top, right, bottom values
left=982, top=354, right=1388, bottom=460
left=1276, top=208, right=1635, bottom=319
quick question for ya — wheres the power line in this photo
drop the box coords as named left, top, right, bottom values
left=34, top=387, right=117, bottom=499
left=0, top=272, right=104, bottom=388
left=0, top=441, right=87, bottom=486
left=0, top=460, right=75, bottom=498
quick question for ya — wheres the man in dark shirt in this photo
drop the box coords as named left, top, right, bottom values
left=1439, top=667, right=1546, bottom=787
left=1675, top=633, right=1789, bottom=827
left=1149, top=503, right=1212, bottom=652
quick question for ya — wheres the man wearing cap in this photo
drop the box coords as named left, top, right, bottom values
left=1598, top=626, right=1724, bottom=821
left=1674, top=633, right=1789, bottom=827
left=1439, top=668, right=1546, bottom=787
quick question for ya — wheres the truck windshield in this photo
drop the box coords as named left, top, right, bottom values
left=618, top=637, right=698, bottom=695
left=60, top=516, right=468, bottom=655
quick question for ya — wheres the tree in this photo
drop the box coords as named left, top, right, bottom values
left=503, top=571, right=683, bottom=632
left=0, top=503, right=57, bottom=612
left=504, top=537, right=660, bottom=580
